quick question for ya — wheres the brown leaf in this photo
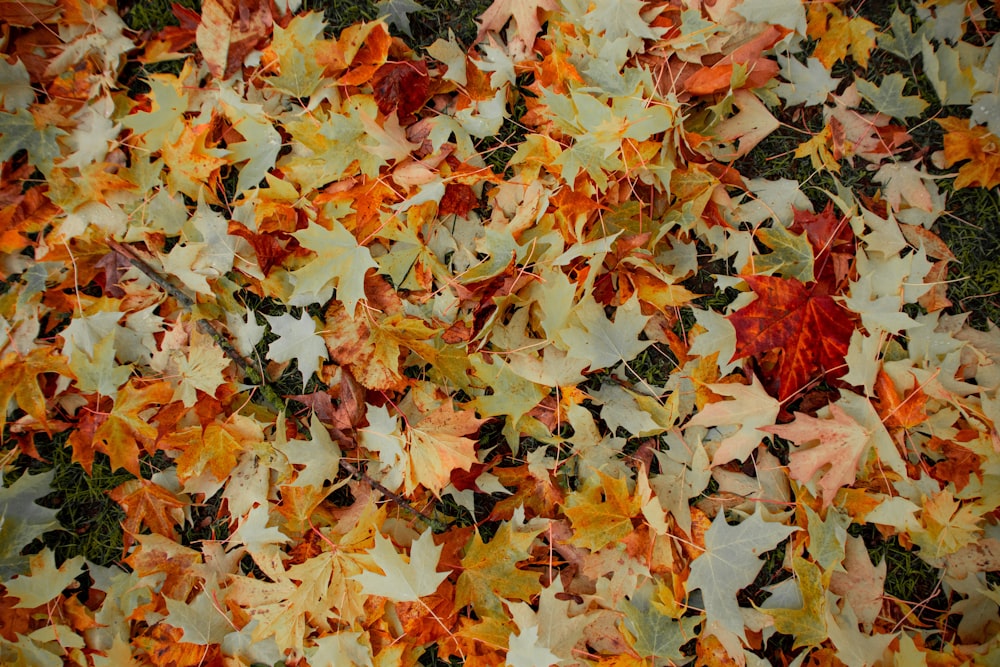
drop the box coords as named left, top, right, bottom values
left=372, top=60, right=430, bottom=119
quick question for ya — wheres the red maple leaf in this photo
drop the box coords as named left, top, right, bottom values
left=372, top=60, right=430, bottom=119
left=439, top=183, right=478, bottom=218
left=789, top=204, right=856, bottom=293
left=728, top=275, right=856, bottom=402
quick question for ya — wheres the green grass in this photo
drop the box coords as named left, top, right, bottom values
left=304, top=0, right=491, bottom=48
left=13, top=434, right=132, bottom=567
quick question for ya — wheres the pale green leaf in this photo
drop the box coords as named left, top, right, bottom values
left=3, top=549, right=84, bottom=608
left=753, top=223, right=815, bottom=282
left=376, top=0, right=423, bottom=37
left=506, top=625, right=559, bottom=667
left=0, top=471, right=60, bottom=579
left=0, top=108, right=66, bottom=177
left=264, top=311, right=328, bottom=390
left=774, top=56, right=840, bottom=107
left=621, top=586, right=701, bottom=661
left=290, top=220, right=378, bottom=313
left=559, top=295, right=651, bottom=371
left=734, top=0, right=806, bottom=35
left=352, top=531, right=449, bottom=602
left=856, top=73, right=929, bottom=120
left=686, top=509, right=797, bottom=640
left=0, top=58, right=33, bottom=111
left=164, top=588, right=233, bottom=645
left=878, top=7, right=927, bottom=59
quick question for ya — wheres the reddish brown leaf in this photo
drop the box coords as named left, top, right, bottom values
left=372, top=60, right=430, bottom=118
left=228, top=221, right=292, bottom=276
left=789, top=204, right=855, bottom=293
left=439, top=182, right=478, bottom=218
left=928, top=435, right=984, bottom=492
left=728, top=275, right=856, bottom=401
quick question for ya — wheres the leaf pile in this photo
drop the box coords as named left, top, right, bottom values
left=2, top=0, right=1000, bottom=665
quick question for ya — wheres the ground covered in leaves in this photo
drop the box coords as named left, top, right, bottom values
left=1, top=0, right=1000, bottom=665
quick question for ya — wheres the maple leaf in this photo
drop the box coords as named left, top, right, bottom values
left=477, top=0, right=558, bottom=46
left=264, top=11, right=329, bottom=98
left=92, top=380, right=175, bottom=477
left=109, top=478, right=187, bottom=554
left=290, top=220, right=378, bottom=314
left=404, top=399, right=485, bottom=495
left=372, top=60, right=430, bottom=118
left=752, top=223, right=815, bottom=283
left=3, top=549, right=84, bottom=609
left=806, top=2, right=877, bottom=69
left=764, top=403, right=871, bottom=507
left=0, top=107, right=67, bottom=177
left=763, top=556, right=828, bottom=649
left=563, top=471, right=641, bottom=552
left=873, top=369, right=928, bottom=430
left=163, top=586, right=234, bottom=646
left=171, top=327, right=231, bottom=407
left=911, top=491, right=985, bottom=560
left=620, top=586, right=702, bottom=662
left=0, top=470, right=60, bottom=578
left=727, top=275, right=856, bottom=402
left=455, top=517, right=543, bottom=619
left=829, top=535, right=886, bottom=630
left=559, top=294, right=651, bottom=371
left=159, top=120, right=229, bottom=201
left=685, top=377, right=780, bottom=466
left=936, top=117, right=1000, bottom=190
left=170, top=422, right=245, bottom=484
left=686, top=509, right=797, bottom=645
left=856, top=73, right=928, bottom=121
left=195, top=0, right=272, bottom=80
left=774, top=55, right=840, bottom=107
left=265, top=311, right=328, bottom=390
left=0, top=346, right=72, bottom=437
left=376, top=0, right=423, bottom=38
left=794, top=124, right=840, bottom=173
left=353, top=531, right=450, bottom=602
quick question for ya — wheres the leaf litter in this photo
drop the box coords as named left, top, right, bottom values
left=1, top=0, right=999, bottom=665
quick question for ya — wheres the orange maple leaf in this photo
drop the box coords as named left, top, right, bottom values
left=93, top=380, right=175, bottom=477
left=563, top=471, right=640, bottom=551
left=0, top=346, right=72, bottom=437
left=873, top=370, right=928, bottom=429
left=110, top=478, right=187, bottom=554
left=937, top=117, right=1000, bottom=190
left=727, top=275, right=856, bottom=402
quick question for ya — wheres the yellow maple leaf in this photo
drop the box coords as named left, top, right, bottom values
left=563, top=471, right=641, bottom=552
left=764, top=556, right=828, bottom=649
left=807, top=2, right=877, bottom=69
left=794, top=124, right=841, bottom=173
